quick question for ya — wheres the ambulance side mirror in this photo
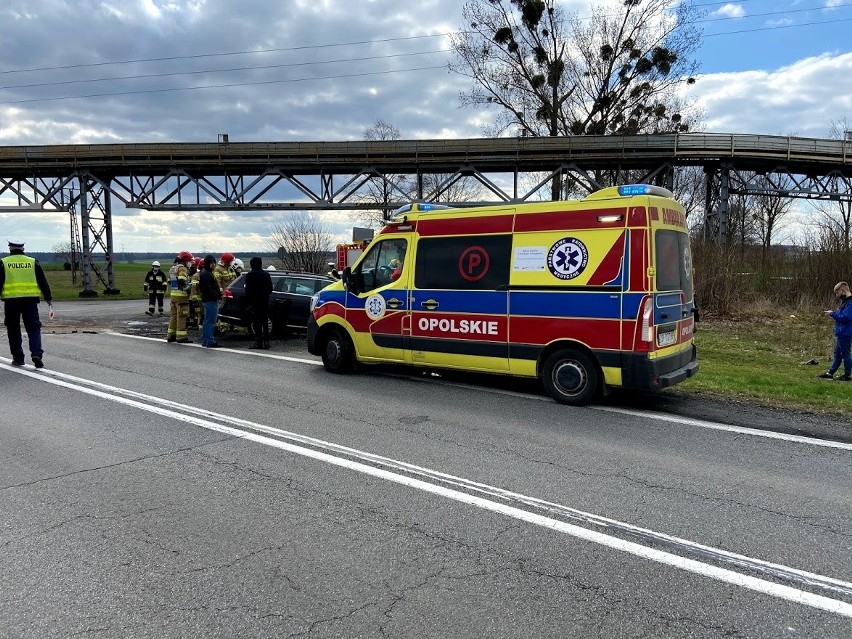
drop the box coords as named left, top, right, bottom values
left=342, top=266, right=361, bottom=295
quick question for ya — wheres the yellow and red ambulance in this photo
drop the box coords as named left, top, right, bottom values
left=307, top=185, right=698, bottom=405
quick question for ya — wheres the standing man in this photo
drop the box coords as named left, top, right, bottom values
left=0, top=239, right=53, bottom=368
left=818, top=281, right=852, bottom=381
left=199, top=255, right=222, bottom=348
left=166, top=251, right=194, bottom=343
left=143, top=260, right=168, bottom=316
left=245, top=256, right=273, bottom=349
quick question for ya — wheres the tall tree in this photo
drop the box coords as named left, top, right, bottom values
left=450, top=0, right=701, bottom=138
left=750, top=175, right=793, bottom=261
left=357, top=118, right=485, bottom=227
left=266, top=212, right=333, bottom=274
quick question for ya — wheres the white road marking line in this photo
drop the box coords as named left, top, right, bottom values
left=593, top=406, right=852, bottom=452
left=79, top=335, right=852, bottom=450
left=106, top=332, right=321, bottom=365
left=3, top=360, right=852, bottom=618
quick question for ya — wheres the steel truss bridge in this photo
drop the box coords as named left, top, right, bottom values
left=0, top=132, right=850, bottom=295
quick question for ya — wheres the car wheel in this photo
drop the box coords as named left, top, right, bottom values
left=541, top=349, right=599, bottom=405
left=322, top=328, right=355, bottom=374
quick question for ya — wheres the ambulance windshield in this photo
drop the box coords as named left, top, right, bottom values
left=356, top=238, right=408, bottom=292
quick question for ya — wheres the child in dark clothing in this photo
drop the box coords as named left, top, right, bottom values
left=818, top=281, right=852, bottom=381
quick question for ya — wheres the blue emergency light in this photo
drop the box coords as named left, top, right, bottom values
left=617, top=184, right=674, bottom=197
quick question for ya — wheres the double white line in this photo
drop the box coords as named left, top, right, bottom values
left=5, top=360, right=852, bottom=618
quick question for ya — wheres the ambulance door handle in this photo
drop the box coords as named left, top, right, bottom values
left=421, top=299, right=439, bottom=310
left=387, top=297, right=403, bottom=309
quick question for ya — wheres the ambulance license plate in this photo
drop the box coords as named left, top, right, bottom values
left=657, top=330, right=676, bottom=347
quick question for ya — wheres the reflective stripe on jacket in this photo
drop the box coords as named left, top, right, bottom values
left=169, top=263, right=189, bottom=297
left=0, top=255, right=40, bottom=299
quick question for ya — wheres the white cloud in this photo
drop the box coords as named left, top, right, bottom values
left=713, top=3, right=746, bottom=18
left=683, top=52, right=852, bottom=136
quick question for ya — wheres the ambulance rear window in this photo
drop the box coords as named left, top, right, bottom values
left=655, top=230, right=694, bottom=301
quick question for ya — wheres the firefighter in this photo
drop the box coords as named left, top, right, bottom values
left=143, top=260, right=168, bottom=316
left=214, top=252, right=236, bottom=292
left=231, top=257, right=245, bottom=276
left=166, top=251, right=193, bottom=343
left=187, top=256, right=203, bottom=328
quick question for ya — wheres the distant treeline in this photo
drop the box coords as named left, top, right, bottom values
left=29, top=252, right=281, bottom=264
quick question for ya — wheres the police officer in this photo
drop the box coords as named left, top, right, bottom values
left=0, top=239, right=53, bottom=368
left=166, top=251, right=194, bottom=343
left=143, top=260, right=168, bottom=316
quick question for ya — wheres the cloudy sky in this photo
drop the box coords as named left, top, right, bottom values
left=0, top=0, right=850, bottom=253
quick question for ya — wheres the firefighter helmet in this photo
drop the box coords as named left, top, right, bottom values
left=220, top=252, right=235, bottom=265
left=231, top=258, right=244, bottom=272
left=151, top=260, right=160, bottom=267
left=178, top=250, right=193, bottom=262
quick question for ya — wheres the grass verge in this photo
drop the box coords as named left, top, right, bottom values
left=680, top=313, right=848, bottom=416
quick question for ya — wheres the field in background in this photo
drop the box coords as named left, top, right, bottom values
left=41, top=264, right=848, bottom=416
left=43, top=262, right=151, bottom=301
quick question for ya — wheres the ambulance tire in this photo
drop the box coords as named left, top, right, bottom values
left=322, top=328, right=355, bottom=374
left=541, top=349, right=599, bottom=406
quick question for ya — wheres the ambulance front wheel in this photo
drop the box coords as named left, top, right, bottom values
left=322, top=328, right=355, bottom=374
left=541, top=349, right=599, bottom=406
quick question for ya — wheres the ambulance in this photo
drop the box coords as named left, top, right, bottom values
left=307, top=184, right=698, bottom=405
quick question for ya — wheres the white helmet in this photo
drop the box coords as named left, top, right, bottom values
left=151, top=260, right=160, bottom=267
left=231, top=258, right=244, bottom=271
left=266, top=265, right=276, bottom=271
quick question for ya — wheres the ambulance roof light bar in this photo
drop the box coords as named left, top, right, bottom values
left=391, top=202, right=452, bottom=216
left=617, top=184, right=674, bottom=198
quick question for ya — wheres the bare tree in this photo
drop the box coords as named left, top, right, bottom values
left=450, top=0, right=701, bottom=139
left=266, top=212, right=333, bottom=274
left=356, top=118, right=411, bottom=228
left=357, top=118, right=485, bottom=227
left=808, top=118, right=852, bottom=252
left=750, top=175, right=793, bottom=261
left=51, top=241, right=73, bottom=265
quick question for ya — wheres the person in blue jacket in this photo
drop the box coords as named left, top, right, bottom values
left=818, top=281, right=852, bottom=381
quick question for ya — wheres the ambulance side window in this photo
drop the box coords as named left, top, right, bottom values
left=355, top=238, right=408, bottom=293
left=414, top=235, right=511, bottom=290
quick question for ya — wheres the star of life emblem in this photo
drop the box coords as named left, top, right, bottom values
left=547, top=237, right=589, bottom=280
left=365, top=294, right=386, bottom=320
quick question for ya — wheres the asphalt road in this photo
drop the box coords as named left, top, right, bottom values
left=1, top=300, right=851, bottom=637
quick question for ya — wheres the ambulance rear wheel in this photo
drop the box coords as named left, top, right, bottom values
left=322, top=329, right=355, bottom=374
left=542, top=349, right=599, bottom=406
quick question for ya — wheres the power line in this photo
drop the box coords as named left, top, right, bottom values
left=1, top=2, right=846, bottom=78
left=697, top=2, right=851, bottom=25
left=0, top=65, right=448, bottom=106
left=704, top=15, right=852, bottom=37
left=0, top=49, right=449, bottom=91
left=0, top=33, right=451, bottom=76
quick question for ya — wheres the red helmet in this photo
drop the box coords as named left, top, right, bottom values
left=220, top=252, right=235, bottom=265
left=178, top=250, right=193, bottom=262
left=193, top=257, right=203, bottom=268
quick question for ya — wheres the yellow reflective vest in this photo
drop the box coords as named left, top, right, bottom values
left=1, top=255, right=41, bottom=299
